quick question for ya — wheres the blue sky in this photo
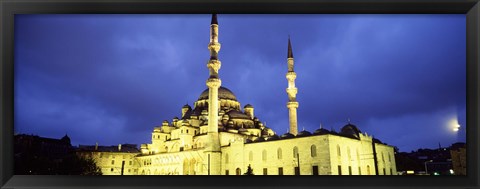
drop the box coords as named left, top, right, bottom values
left=14, top=14, right=466, bottom=152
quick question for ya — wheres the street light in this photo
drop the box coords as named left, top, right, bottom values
left=424, top=160, right=433, bottom=175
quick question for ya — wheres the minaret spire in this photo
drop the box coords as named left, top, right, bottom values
left=286, top=37, right=299, bottom=136
left=288, top=36, right=294, bottom=59
left=205, top=13, right=222, bottom=175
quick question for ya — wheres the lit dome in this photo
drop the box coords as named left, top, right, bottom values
left=198, top=86, right=237, bottom=101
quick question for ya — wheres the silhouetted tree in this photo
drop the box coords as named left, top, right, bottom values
left=244, top=164, right=254, bottom=175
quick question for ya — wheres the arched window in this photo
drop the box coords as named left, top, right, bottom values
left=225, top=153, right=229, bottom=164
left=262, top=150, right=267, bottom=161
left=311, top=145, right=317, bottom=157
left=337, top=145, right=341, bottom=156
left=293, top=146, right=299, bottom=158
left=367, top=165, right=371, bottom=175
left=236, top=168, right=241, bottom=175
left=249, top=151, right=253, bottom=161
left=277, top=148, right=282, bottom=159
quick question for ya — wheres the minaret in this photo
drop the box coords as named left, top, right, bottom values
left=205, top=13, right=222, bottom=175
left=286, top=37, right=299, bottom=136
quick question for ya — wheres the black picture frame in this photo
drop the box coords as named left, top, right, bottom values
left=1, top=0, right=479, bottom=189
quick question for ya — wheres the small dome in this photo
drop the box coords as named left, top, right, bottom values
left=313, top=128, right=330, bottom=135
left=340, top=123, right=362, bottom=139
left=198, top=86, right=238, bottom=101
left=182, top=104, right=191, bottom=109
left=281, top=132, right=295, bottom=139
left=244, top=104, right=253, bottom=108
left=267, top=134, right=280, bottom=141
left=297, top=130, right=312, bottom=137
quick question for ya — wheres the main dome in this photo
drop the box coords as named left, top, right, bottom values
left=198, top=86, right=238, bottom=101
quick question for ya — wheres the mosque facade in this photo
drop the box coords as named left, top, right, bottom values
left=76, top=14, right=397, bottom=176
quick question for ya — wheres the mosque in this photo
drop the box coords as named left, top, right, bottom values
left=76, top=14, right=397, bottom=176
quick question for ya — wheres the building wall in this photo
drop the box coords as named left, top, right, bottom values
left=77, top=151, right=139, bottom=175
left=87, top=133, right=396, bottom=176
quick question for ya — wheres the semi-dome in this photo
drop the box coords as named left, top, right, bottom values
left=226, top=110, right=251, bottom=119
left=198, top=86, right=238, bottom=101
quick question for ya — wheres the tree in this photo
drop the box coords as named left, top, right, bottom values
left=244, top=164, right=254, bottom=175
left=59, top=154, right=102, bottom=175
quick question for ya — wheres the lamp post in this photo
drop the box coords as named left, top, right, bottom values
left=424, top=160, right=433, bottom=175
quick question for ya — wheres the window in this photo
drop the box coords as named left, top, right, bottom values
left=225, top=153, right=229, bottom=164
left=390, top=168, right=393, bottom=175
left=310, top=145, right=317, bottom=157
left=111, top=168, right=114, bottom=172
left=186, top=129, right=189, bottom=134
left=312, top=166, right=319, bottom=175
left=388, top=153, right=391, bottom=162
left=367, top=165, right=371, bottom=175
left=294, top=167, right=300, bottom=175
left=236, top=168, right=241, bottom=175
left=225, top=170, right=229, bottom=175
left=129, top=161, right=132, bottom=165
left=262, top=150, right=267, bottom=161
left=338, top=165, right=342, bottom=175
left=249, top=151, right=253, bottom=161
left=111, top=160, right=115, bottom=165
left=278, top=167, right=284, bottom=175
left=358, top=167, right=362, bottom=175
left=263, top=168, right=268, bottom=175
left=383, top=168, right=386, bottom=175
left=382, top=153, right=385, bottom=162
left=293, top=146, right=299, bottom=158
left=277, top=148, right=282, bottom=159
left=348, top=166, right=352, bottom=175
left=337, top=145, right=341, bottom=156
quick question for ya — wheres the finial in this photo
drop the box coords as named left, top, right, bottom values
left=288, top=36, right=294, bottom=58
left=302, top=127, right=305, bottom=131
left=211, top=14, right=218, bottom=25
left=319, top=123, right=323, bottom=129
left=347, top=118, right=351, bottom=124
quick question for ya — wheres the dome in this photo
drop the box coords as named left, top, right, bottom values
left=198, top=86, right=237, bottom=101
left=297, top=130, right=312, bottom=137
left=340, top=123, right=362, bottom=139
left=280, top=132, right=295, bottom=139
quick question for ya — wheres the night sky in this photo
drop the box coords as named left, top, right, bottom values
left=14, top=14, right=466, bottom=152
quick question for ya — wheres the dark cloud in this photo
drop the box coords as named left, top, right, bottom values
left=14, top=14, right=466, bottom=152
